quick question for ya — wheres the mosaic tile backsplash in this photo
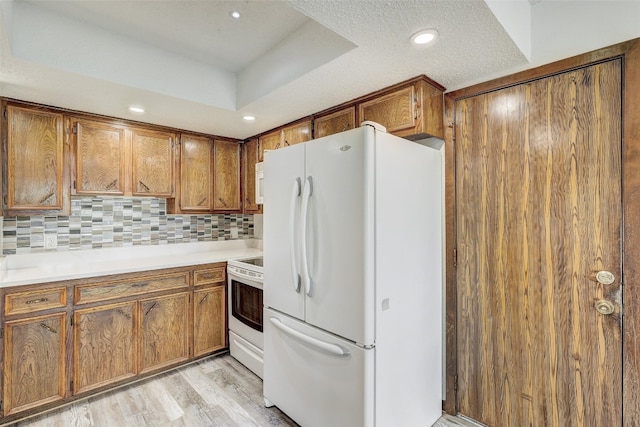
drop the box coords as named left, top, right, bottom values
left=2, top=197, right=254, bottom=255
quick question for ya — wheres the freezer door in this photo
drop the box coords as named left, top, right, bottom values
left=263, top=144, right=305, bottom=320
left=302, top=127, right=375, bottom=345
left=263, top=308, right=374, bottom=427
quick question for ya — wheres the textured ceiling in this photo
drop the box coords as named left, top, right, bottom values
left=1, top=0, right=639, bottom=140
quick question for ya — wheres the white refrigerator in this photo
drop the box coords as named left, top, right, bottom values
left=263, top=125, right=442, bottom=427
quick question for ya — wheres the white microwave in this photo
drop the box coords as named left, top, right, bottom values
left=255, top=161, right=264, bottom=205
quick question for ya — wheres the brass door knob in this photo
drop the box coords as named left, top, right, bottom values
left=596, top=271, right=615, bottom=285
left=594, top=299, right=615, bottom=315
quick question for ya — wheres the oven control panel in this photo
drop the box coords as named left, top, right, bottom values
left=227, top=264, right=263, bottom=281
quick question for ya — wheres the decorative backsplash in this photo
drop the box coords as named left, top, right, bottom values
left=1, top=197, right=254, bottom=255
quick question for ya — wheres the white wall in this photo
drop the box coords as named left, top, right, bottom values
left=531, top=0, right=640, bottom=66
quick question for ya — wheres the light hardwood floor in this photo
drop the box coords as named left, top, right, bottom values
left=3, top=354, right=478, bottom=427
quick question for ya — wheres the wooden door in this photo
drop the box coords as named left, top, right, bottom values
left=314, top=107, right=356, bottom=139
left=73, top=119, right=126, bottom=195
left=193, top=285, right=226, bottom=357
left=73, top=302, right=136, bottom=394
left=131, top=128, right=175, bottom=197
left=455, top=60, right=622, bottom=426
left=5, top=105, right=66, bottom=213
left=242, top=138, right=261, bottom=213
left=179, top=134, right=213, bottom=212
left=3, top=313, right=67, bottom=415
left=139, top=292, right=189, bottom=373
left=213, top=140, right=241, bottom=212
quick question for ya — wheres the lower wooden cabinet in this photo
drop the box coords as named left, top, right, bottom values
left=0, top=262, right=228, bottom=422
left=73, top=301, right=137, bottom=394
left=193, top=285, right=226, bottom=357
left=3, top=312, right=67, bottom=416
left=139, top=292, right=190, bottom=373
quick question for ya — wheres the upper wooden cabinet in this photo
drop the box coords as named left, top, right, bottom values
left=213, top=140, right=241, bottom=212
left=131, top=128, right=175, bottom=197
left=177, top=134, right=214, bottom=213
left=242, top=138, right=261, bottom=214
left=258, top=119, right=312, bottom=161
left=283, top=120, right=312, bottom=146
left=358, top=78, right=444, bottom=139
left=72, top=118, right=176, bottom=197
left=314, top=107, right=356, bottom=139
left=72, top=119, right=126, bottom=195
left=3, top=104, right=68, bottom=215
left=258, top=130, right=281, bottom=162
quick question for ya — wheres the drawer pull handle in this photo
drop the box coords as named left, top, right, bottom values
left=39, top=322, right=58, bottom=334
left=145, top=302, right=158, bottom=316
left=198, top=197, right=207, bottom=206
left=199, top=294, right=209, bottom=304
left=39, top=192, right=55, bottom=204
left=139, top=180, right=150, bottom=192
left=131, top=283, right=148, bottom=288
left=106, top=179, right=118, bottom=190
left=117, top=309, right=132, bottom=320
left=26, top=297, right=49, bottom=304
left=218, top=197, right=227, bottom=207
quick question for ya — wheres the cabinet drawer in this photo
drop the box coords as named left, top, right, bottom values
left=194, top=266, right=226, bottom=286
left=5, top=287, right=67, bottom=316
left=75, top=272, right=189, bottom=305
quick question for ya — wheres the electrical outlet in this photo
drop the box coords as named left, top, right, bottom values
left=44, top=235, right=57, bottom=250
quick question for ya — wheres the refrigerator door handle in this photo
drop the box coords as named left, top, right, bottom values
left=290, top=177, right=302, bottom=292
left=269, top=317, right=350, bottom=356
left=300, top=176, right=313, bottom=296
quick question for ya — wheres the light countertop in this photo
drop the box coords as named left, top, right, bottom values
left=0, top=240, right=263, bottom=288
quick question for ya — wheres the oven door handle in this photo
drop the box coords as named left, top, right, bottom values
left=269, top=317, right=350, bottom=357
left=228, top=269, right=261, bottom=284
left=290, top=177, right=302, bottom=293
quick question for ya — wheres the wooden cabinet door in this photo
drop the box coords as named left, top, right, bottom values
left=139, top=292, right=189, bottom=374
left=131, top=129, right=175, bottom=197
left=282, top=120, right=312, bottom=146
left=213, top=140, right=241, bottom=212
left=314, top=107, right=356, bottom=139
left=5, top=105, right=67, bottom=213
left=193, top=285, right=226, bottom=357
left=258, top=130, right=282, bottom=162
left=242, top=138, right=261, bottom=213
left=178, top=134, right=213, bottom=212
left=358, top=86, right=416, bottom=134
left=3, top=313, right=66, bottom=416
left=73, top=119, right=126, bottom=195
left=73, top=302, right=136, bottom=394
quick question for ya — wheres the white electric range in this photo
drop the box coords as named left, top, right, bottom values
left=227, top=257, right=264, bottom=378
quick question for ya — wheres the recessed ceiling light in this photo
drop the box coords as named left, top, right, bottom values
left=411, top=29, right=438, bottom=45
left=230, top=10, right=241, bottom=19
left=128, top=105, right=145, bottom=114
left=242, top=115, right=256, bottom=122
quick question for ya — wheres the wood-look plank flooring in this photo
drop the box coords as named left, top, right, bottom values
left=3, top=354, right=477, bottom=427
